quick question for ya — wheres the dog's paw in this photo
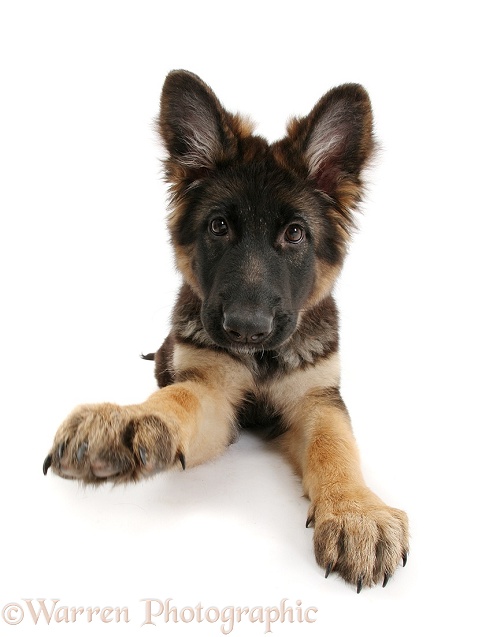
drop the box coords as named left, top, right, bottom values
left=308, top=495, right=409, bottom=592
left=43, top=403, right=184, bottom=484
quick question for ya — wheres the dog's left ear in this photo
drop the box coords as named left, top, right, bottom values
left=284, top=84, right=375, bottom=210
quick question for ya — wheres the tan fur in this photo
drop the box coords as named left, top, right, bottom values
left=305, top=261, right=342, bottom=309
left=230, top=113, right=256, bottom=138
left=50, top=344, right=255, bottom=481
left=170, top=244, right=202, bottom=297
left=278, top=389, right=408, bottom=586
left=266, top=352, right=341, bottom=417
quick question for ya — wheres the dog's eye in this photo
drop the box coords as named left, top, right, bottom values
left=210, top=218, right=229, bottom=237
left=284, top=224, right=304, bottom=244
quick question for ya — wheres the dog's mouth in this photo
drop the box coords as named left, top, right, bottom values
left=225, top=343, right=268, bottom=355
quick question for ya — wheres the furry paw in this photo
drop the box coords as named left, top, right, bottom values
left=43, top=403, right=184, bottom=484
left=308, top=495, right=409, bottom=592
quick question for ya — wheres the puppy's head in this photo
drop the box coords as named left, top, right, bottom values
left=158, top=70, right=375, bottom=352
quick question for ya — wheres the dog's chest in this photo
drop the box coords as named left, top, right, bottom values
left=235, top=390, right=287, bottom=440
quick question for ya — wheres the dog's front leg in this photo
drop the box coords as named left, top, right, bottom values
left=44, top=349, right=252, bottom=484
left=281, top=387, right=409, bottom=591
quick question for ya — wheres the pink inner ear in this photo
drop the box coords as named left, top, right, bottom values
left=311, top=163, right=344, bottom=197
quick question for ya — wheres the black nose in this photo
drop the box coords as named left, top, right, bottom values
left=223, top=309, right=273, bottom=344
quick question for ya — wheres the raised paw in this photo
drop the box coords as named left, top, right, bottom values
left=43, top=403, right=185, bottom=484
left=308, top=495, right=409, bottom=592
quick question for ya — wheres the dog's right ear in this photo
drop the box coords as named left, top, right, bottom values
left=159, top=70, right=251, bottom=181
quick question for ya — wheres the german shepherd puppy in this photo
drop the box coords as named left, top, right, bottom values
left=43, top=70, right=409, bottom=592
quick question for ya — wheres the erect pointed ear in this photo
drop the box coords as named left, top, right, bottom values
left=286, top=84, right=375, bottom=210
left=158, top=70, right=253, bottom=181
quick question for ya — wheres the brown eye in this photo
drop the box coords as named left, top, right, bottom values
left=210, top=217, right=228, bottom=237
left=284, top=224, right=304, bottom=244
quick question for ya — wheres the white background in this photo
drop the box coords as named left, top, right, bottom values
left=1, top=1, right=481, bottom=635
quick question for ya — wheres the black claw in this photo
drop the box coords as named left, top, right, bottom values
left=140, top=352, right=155, bottom=361
left=357, top=577, right=363, bottom=594
left=402, top=552, right=408, bottom=567
left=383, top=573, right=391, bottom=588
left=178, top=452, right=186, bottom=471
left=139, top=446, right=147, bottom=465
left=57, top=442, right=66, bottom=460
left=305, top=514, right=314, bottom=528
left=43, top=454, right=52, bottom=475
left=325, top=562, right=333, bottom=579
left=77, top=442, right=88, bottom=462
